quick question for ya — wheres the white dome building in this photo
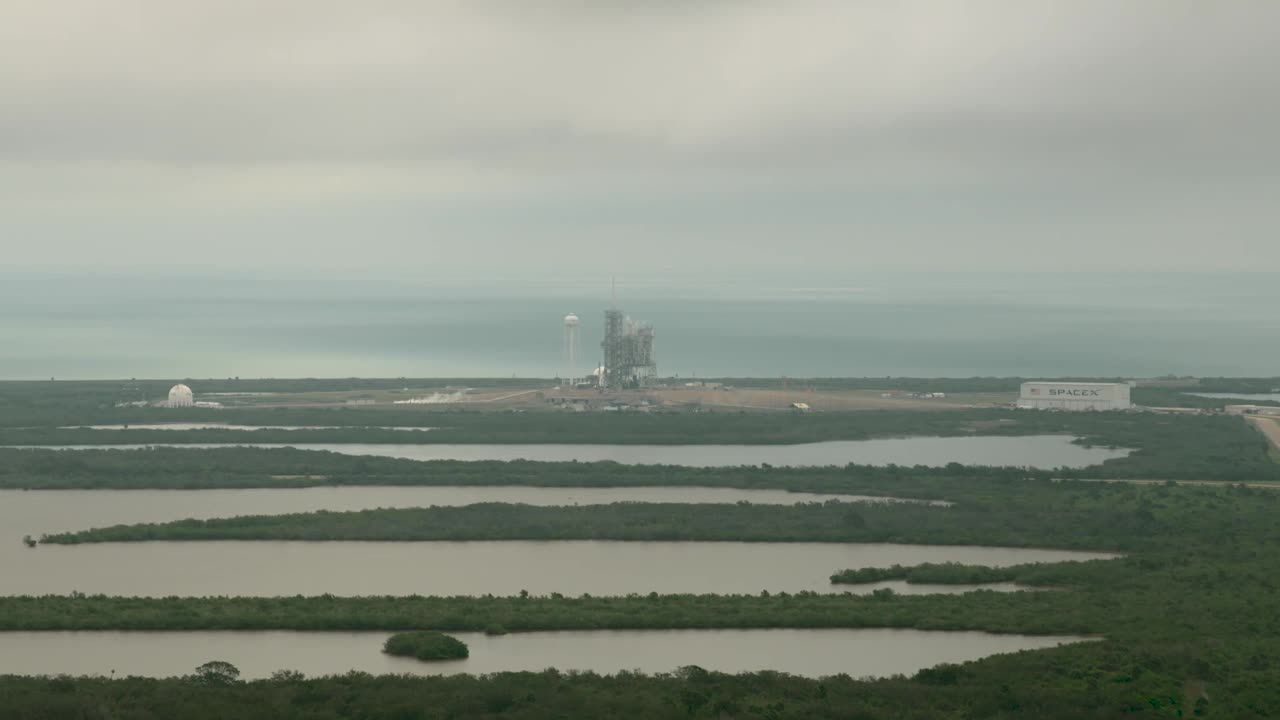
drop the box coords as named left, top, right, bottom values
left=167, top=384, right=194, bottom=408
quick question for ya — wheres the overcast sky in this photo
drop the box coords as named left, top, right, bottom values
left=2, top=0, right=1277, bottom=275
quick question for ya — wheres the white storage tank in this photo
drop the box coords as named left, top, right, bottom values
left=1018, top=382, right=1132, bottom=411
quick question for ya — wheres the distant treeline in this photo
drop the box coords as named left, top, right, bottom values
left=0, top=447, right=1027, bottom=493
left=0, top=590, right=1105, bottom=635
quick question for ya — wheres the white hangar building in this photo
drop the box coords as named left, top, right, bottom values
left=1017, top=382, right=1132, bottom=412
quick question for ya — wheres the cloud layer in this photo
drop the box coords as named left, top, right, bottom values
left=3, top=0, right=1277, bottom=272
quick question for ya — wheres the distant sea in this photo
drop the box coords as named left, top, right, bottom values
left=1, top=271, right=1276, bottom=380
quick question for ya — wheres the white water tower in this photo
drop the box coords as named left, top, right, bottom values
left=563, top=313, right=581, bottom=385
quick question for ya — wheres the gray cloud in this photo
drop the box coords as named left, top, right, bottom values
left=1, top=0, right=1277, bottom=272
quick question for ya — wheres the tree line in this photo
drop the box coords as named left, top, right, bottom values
left=40, top=479, right=1276, bottom=552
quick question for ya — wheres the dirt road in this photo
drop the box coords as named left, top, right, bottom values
left=1246, top=415, right=1280, bottom=452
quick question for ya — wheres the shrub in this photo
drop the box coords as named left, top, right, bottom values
left=383, top=631, right=469, bottom=661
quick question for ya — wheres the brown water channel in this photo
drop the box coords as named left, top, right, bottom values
left=2, top=538, right=1116, bottom=597
left=24, top=434, right=1128, bottom=468
left=1, top=483, right=1117, bottom=597
left=0, top=629, right=1094, bottom=679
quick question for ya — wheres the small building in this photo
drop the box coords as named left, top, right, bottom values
left=1017, top=382, right=1132, bottom=412
left=790, top=402, right=812, bottom=413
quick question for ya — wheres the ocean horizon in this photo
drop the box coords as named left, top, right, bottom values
left=2, top=270, right=1276, bottom=381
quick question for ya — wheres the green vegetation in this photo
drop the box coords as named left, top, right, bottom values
left=4, top=379, right=1280, bottom=717
left=829, top=561, right=1107, bottom=586
left=192, top=660, right=241, bottom=686
left=0, top=446, right=1026, bottom=492
left=6, top=477, right=1280, bottom=715
left=3, top=409, right=1279, bottom=484
left=0, top=648, right=1203, bottom=720
left=0, top=377, right=539, bottom=425
left=32, top=495, right=1124, bottom=549
left=35, top=473, right=1266, bottom=551
left=383, top=631, right=469, bottom=661
left=0, top=591, right=1105, bottom=634
left=0, top=406, right=1178, bottom=445
left=1132, top=387, right=1280, bottom=410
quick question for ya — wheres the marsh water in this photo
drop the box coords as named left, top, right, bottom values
left=0, top=484, right=1117, bottom=598
left=0, top=629, right=1095, bottom=679
left=0, top=539, right=1117, bottom=597
left=0, top=486, right=945, bottom=538
left=26, top=435, right=1128, bottom=468
left=0, top=628, right=1092, bottom=679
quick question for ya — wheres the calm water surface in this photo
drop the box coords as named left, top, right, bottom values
left=3, top=271, right=1276, bottom=378
left=0, top=540, right=1116, bottom=597
left=0, top=486, right=944, bottom=538
left=0, top=629, right=1091, bottom=679
left=27, top=435, right=1128, bottom=468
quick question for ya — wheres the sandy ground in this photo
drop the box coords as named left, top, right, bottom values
left=1246, top=415, right=1280, bottom=453
left=648, top=388, right=1011, bottom=411
left=226, top=387, right=541, bottom=408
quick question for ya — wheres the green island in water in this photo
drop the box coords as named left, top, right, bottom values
left=383, top=631, right=470, bottom=661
